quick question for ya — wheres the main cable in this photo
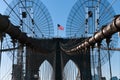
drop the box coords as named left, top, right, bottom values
left=3, top=0, right=38, bottom=37
left=99, top=0, right=117, bottom=21
left=19, top=0, right=44, bottom=37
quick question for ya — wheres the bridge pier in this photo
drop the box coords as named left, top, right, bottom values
left=55, top=39, right=62, bottom=80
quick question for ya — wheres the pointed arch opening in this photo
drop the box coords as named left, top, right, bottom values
left=63, top=60, right=81, bottom=80
left=39, top=60, right=54, bottom=80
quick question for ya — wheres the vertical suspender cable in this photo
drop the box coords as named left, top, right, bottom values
left=106, top=37, right=112, bottom=79
left=108, top=45, right=112, bottom=79
left=0, top=34, right=3, bottom=78
left=73, top=62, right=74, bottom=80
left=97, top=42, right=102, bottom=80
left=91, top=46, right=96, bottom=80
left=11, top=39, right=16, bottom=80
left=18, top=44, right=24, bottom=80
left=60, top=51, right=63, bottom=80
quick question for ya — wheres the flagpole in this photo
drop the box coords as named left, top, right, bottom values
left=57, top=24, right=58, bottom=38
left=57, top=27, right=59, bottom=38
left=57, top=24, right=64, bottom=38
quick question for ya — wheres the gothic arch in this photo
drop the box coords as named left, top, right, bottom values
left=39, top=60, right=54, bottom=80
left=63, top=60, right=81, bottom=80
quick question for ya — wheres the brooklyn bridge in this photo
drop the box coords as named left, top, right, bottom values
left=0, top=0, right=120, bottom=80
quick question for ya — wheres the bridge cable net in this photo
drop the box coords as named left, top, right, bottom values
left=4, top=0, right=54, bottom=38
left=1, top=0, right=54, bottom=62
left=0, top=0, right=120, bottom=80
left=61, top=0, right=119, bottom=78
left=1, top=0, right=54, bottom=80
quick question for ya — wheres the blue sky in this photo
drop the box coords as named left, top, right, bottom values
left=0, top=0, right=120, bottom=80
left=40, top=0, right=77, bottom=37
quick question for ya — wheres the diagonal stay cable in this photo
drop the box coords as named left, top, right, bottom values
left=3, top=0, right=36, bottom=34
left=0, top=66, right=12, bottom=80
left=74, top=21, right=86, bottom=37
left=5, top=37, right=17, bottom=60
left=99, top=0, right=118, bottom=21
left=19, top=0, right=44, bottom=37
left=3, top=0, right=38, bottom=37
left=3, top=0, right=21, bottom=22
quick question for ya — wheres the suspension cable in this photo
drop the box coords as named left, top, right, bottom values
left=0, top=67, right=12, bottom=80
left=11, top=39, right=16, bottom=80
left=0, top=33, right=3, bottom=79
left=5, top=37, right=17, bottom=60
left=91, top=46, right=96, bottom=80
left=97, top=42, right=102, bottom=80
left=3, top=0, right=37, bottom=36
left=3, top=0, right=38, bottom=37
left=19, top=0, right=44, bottom=37
left=99, top=0, right=118, bottom=21
left=106, top=37, right=112, bottom=79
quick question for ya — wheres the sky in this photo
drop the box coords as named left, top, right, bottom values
left=0, top=0, right=120, bottom=80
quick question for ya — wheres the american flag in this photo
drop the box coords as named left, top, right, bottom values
left=57, top=24, right=64, bottom=30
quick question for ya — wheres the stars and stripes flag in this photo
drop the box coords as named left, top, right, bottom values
left=57, top=24, right=64, bottom=30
